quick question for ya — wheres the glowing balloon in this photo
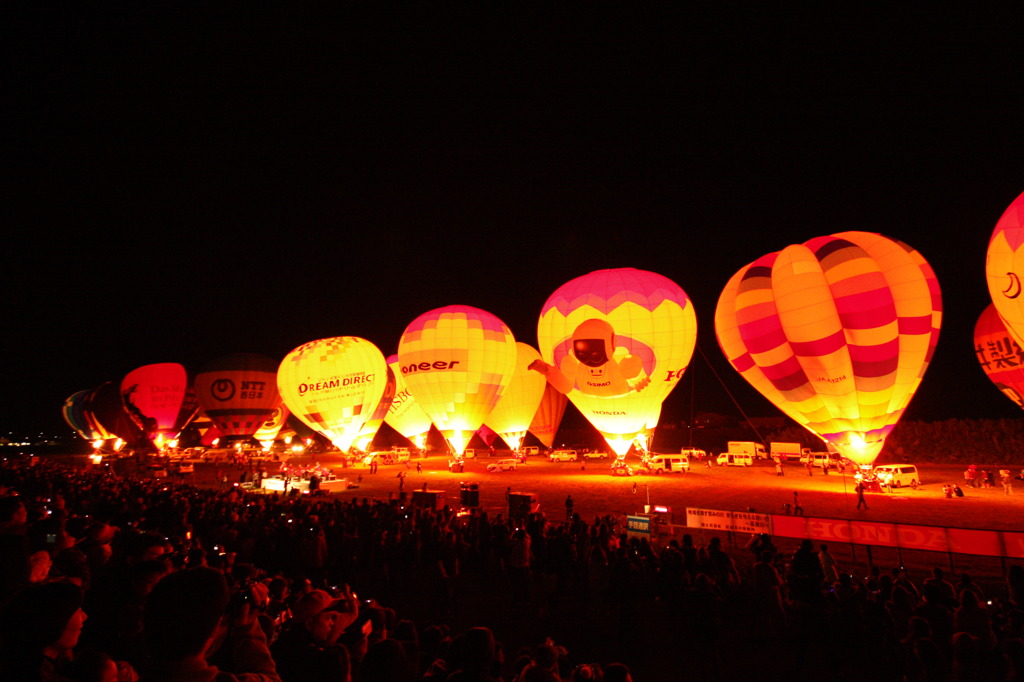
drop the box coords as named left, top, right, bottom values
left=277, top=337, right=388, bottom=451
left=253, top=402, right=290, bottom=444
left=535, top=268, right=698, bottom=456
left=528, top=383, right=569, bottom=449
left=195, top=353, right=281, bottom=440
left=88, top=382, right=145, bottom=447
left=354, top=367, right=397, bottom=452
left=121, top=363, right=199, bottom=449
left=715, top=231, right=942, bottom=467
left=397, top=305, right=518, bottom=455
left=63, top=390, right=98, bottom=441
left=484, top=343, right=547, bottom=451
left=974, top=303, right=1024, bottom=409
left=384, top=354, right=435, bottom=449
left=986, top=191, right=1024, bottom=346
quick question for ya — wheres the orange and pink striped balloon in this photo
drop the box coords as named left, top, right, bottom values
left=715, top=232, right=941, bottom=467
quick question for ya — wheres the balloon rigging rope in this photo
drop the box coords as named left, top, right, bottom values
left=695, top=343, right=768, bottom=448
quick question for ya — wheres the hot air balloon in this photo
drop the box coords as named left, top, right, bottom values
left=120, top=363, right=199, bottom=450
left=277, top=337, right=388, bottom=452
left=384, top=354, right=435, bottom=451
left=253, top=402, right=291, bottom=446
left=87, top=381, right=146, bottom=449
left=986, top=191, right=1024, bottom=346
left=63, top=390, right=99, bottom=441
left=397, top=305, right=518, bottom=455
left=484, top=342, right=547, bottom=452
left=353, top=366, right=397, bottom=452
left=974, top=303, right=1024, bottom=409
left=715, top=231, right=942, bottom=468
left=528, top=383, right=569, bottom=449
left=195, top=353, right=281, bottom=441
left=534, top=268, right=698, bottom=456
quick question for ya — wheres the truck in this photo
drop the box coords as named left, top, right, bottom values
left=727, top=441, right=767, bottom=460
left=769, top=442, right=802, bottom=462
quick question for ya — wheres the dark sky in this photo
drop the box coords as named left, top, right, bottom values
left=6, top=6, right=1024, bottom=436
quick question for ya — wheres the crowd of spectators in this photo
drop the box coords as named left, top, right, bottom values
left=3, top=454, right=1024, bottom=680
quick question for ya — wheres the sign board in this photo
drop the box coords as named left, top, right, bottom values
left=627, top=515, right=651, bottom=539
left=686, top=507, right=772, bottom=534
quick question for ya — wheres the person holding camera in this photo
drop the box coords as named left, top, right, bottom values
left=270, top=585, right=359, bottom=682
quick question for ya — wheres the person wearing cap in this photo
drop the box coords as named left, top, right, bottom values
left=270, top=586, right=359, bottom=682
left=0, top=579, right=90, bottom=680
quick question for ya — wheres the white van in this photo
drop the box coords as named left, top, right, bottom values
left=549, top=449, right=578, bottom=462
left=519, top=446, right=541, bottom=457
left=716, top=452, right=753, bottom=467
left=647, top=454, right=690, bottom=474
left=872, top=464, right=920, bottom=489
left=487, top=458, right=518, bottom=472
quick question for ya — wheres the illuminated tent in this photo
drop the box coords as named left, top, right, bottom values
left=974, top=303, right=1024, bottom=409
left=527, top=383, right=569, bottom=449
left=384, top=354, right=435, bottom=450
left=484, top=342, right=547, bottom=451
left=195, top=353, right=281, bottom=440
left=535, top=268, right=697, bottom=456
left=354, top=366, right=397, bottom=452
left=715, top=231, right=942, bottom=467
left=277, top=337, right=389, bottom=452
left=397, top=305, right=518, bottom=455
left=986, top=191, right=1024, bottom=346
left=120, top=363, right=200, bottom=450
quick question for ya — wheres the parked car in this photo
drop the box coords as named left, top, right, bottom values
left=583, top=450, right=609, bottom=460
left=487, top=458, right=519, bottom=472
left=549, top=449, right=578, bottom=462
left=716, top=452, right=753, bottom=467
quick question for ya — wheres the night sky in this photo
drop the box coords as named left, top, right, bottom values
left=6, top=7, right=1024, bottom=436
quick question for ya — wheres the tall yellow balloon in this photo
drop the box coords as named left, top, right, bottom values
left=397, top=305, right=518, bottom=455
left=535, top=268, right=698, bottom=456
left=715, top=232, right=941, bottom=467
left=986, top=191, right=1024, bottom=346
left=277, top=337, right=388, bottom=452
left=484, top=343, right=547, bottom=451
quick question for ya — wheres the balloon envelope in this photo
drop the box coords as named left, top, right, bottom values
left=528, top=383, right=569, bottom=449
left=195, top=353, right=281, bottom=439
left=120, top=363, right=199, bottom=448
left=63, top=390, right=98, bottom=441
left=354, top=366, right=397, bottom=451
left=384, top=354, right=435, bottom=448
left=715, top=231, right=942, bottom=467
left=397, top=305, right=518, bottom=455
left=536, top=268, right=697, bottom=456
left=484, top=343, right=547, bottom=451
left=986, top=191, right=1024, bottom=347
left=277, top=337, right=388, bottom=451
left=974, top=303, right=1024, bottom=409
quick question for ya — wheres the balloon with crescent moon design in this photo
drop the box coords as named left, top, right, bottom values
left=715, top=231, right=942, bottom=467
left=988, top=192, right=1024, bottom=345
